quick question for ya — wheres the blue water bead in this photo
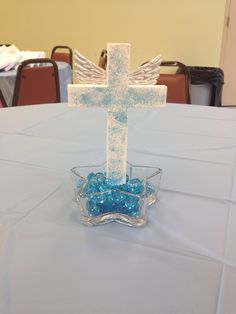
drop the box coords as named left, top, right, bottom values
left=84, top=172, right=104, bottom=194
left=129, top=209, right=141, bottom=218
left=104, top=175, right=127, bottom=189
left=89, top=176, right=100, bottom=190
left=111, top=190, right=127, bottom=204
left=146, top=183, right=156, bottom=196
left=82, top=182, right=93, bottom=195
left=101, top=192, right=117, bottom=212
left=97, top=181, right=109, bottom=192
left=124, top=195, right=140, bottom=211
left=115, top=183, right=127, bottom=192
left=84, top=180, right=100, bottom=195
left=87, top=172, right=96, bottom=181
left=105, top=177, right=114, bottom=188
left=86, top=200, right=101, bottom=216
left=95, top=172, right=106, bottom=184
left=82, top=173, right=96, bottom=195
left=88, top=192, right=106, bottom=204
left=126, top=178, right=144, bottom=194
left=96, top=174, right=109, bottom=192
left=100, top=191, right=126, bottom=213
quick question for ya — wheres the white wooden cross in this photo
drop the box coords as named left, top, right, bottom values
left=68, top=43, right=167, bottom=184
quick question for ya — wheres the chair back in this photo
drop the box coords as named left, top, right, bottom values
left=0, top=89, right=7, bottom=108
left=12, top=58, right=60, bottom=106
left=98, top=49, right=107, bottom=70
left=157, top=61, right=191, bottom=104
left=51, top=45, right=73, bottom=69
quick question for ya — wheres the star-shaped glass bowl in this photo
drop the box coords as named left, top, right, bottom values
left=71, top=162, right=162, bottom=227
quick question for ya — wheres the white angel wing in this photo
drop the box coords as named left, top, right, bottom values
left=129, top=55, right=162, bottom=85
left=74, top=49, right=161, bottom=85
left=74, top=50, right=107, bottom=84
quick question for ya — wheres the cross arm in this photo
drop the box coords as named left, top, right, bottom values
left=125, top=85, right=167, bottom=108
left=68, top=84, right=109, bottom=108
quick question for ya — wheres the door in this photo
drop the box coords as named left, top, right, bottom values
left=220, top=0, right=236, bottom=105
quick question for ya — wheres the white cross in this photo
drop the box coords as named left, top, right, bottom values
left=68, top=43, right=167, bottom=184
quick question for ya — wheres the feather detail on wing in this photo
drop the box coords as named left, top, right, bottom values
left=129, top=55, right=162, bottom=85
left=74, top=50, right=107, bottom=84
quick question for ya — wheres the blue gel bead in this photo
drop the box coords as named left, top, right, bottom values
left=94, top=193, right=109, bottom=213
left=83, top=182, right=93, bottom=195
left=105, top=191, right=113, bottom=202
left=125, top=196, right=139, bottom=210
left=111, top=191, right=126, bottom=204
left=146, top=183, right=156, bottom=196
left=86, top=201, right=101, bottom=216
left=95, top=172, right=106, bottom=184
left=95, top=193, right=106, bottom=204
left=97, top=203, right=106, bottom=213
left=104, top=192, right=115, bottom=212
left=88, top=194, right=95, bottom=202
left=118, top=184, right=127, bottom=192
left=89, top=193, right=106, bottom=204
left=129, top=210, right=141, bottom=218
left=87, top=172, right=96, bottom=181
left=127, top=178, right=144, bottom=194
left=97, top=182, right=108, bottom=192
left=89, top=176, right=99, bottom=189
left=105, top=178, right=114, bottom=188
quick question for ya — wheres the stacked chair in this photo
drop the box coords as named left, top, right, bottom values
left=98, top=49, right=107, bottom=70
left=0, top=89, right=7, bottom=108
left=156, top=61, right=191, bottom=104
left=51, top=45, right=73, bottom=69
left=12, top=58, right=60, bottom=106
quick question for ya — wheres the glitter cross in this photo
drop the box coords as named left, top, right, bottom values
left=68, top=43, right=167, bottom=184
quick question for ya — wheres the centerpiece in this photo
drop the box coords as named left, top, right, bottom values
left=68, top=43, right=167, bottom=226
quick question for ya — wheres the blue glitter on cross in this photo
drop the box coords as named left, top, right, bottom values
left=68, top=43, right=166, bottom=184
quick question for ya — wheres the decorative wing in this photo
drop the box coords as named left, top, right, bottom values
left=74, top=49, right=161, bottom=86
left=129, top=55, right=162, bottom=85
left=74, top=50, right=107, bottom=84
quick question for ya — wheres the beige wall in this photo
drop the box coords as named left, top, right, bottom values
left=1, top=0, right=226, bottom=69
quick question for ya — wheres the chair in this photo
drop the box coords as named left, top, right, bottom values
left=12, top=58, right=60, bottom=106
left=98, top=49, right=107, bottom=70
left=51, top=45, right=73, bottom=69
left=0, top=89, right=7, bottom=107
left=156, top=61, right=191, bottom=104
left=187, top=66, right=224, bottom=106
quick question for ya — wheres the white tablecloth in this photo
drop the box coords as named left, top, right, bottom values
left=0, top=103, right=236, bottom=314
left=0, top=62, right=72, bottom=106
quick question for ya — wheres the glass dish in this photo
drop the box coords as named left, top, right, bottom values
left=71, top=161, right=162, bottom=227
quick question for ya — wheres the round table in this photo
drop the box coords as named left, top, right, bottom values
left=0, top=103, right=236, bottom=314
